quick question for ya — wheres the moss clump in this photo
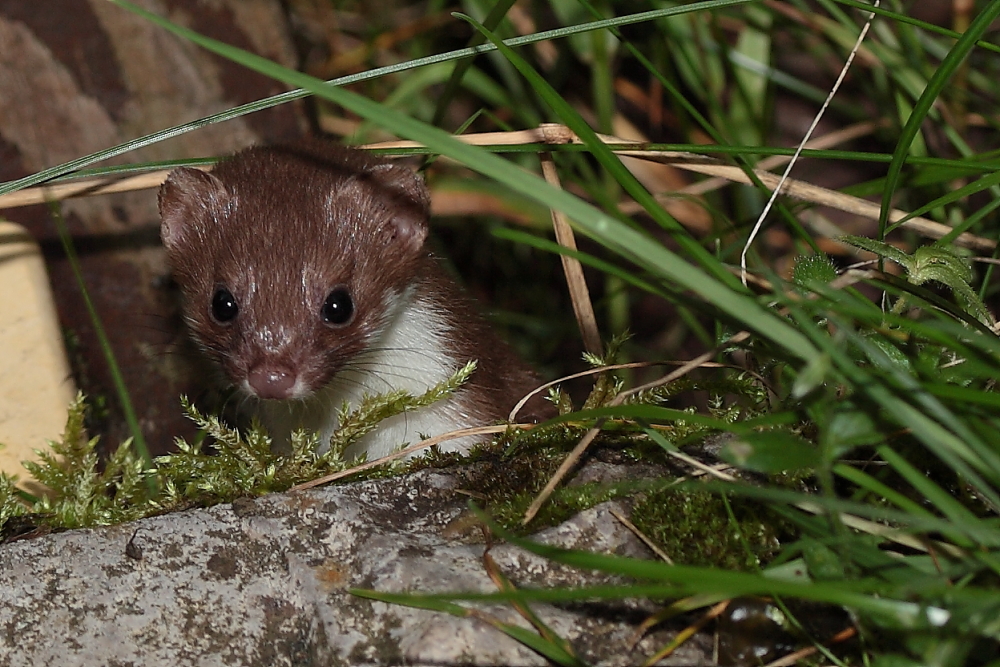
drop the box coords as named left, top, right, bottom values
left=630, top=487, right=786, bottom=570
left=460, top=448, right=622, bottom=533
left=0, top=363, right=478, bottom=537
left=19, top=392, right=150, bottom=529
left=0, top=472, right=27, bottom=530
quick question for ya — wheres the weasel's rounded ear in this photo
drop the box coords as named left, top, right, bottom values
left=158, top=167, right=229, bottom=251
left=369, top=163, right=431, bottom=253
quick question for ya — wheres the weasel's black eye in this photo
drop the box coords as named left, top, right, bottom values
left=321, top=287, right=354, bottom=325
left=211, top=287, right=239, bottom=323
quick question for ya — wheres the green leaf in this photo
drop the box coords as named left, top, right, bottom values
left=822, top=403, right=882, bottom=458
left=800, top=538, right=846, bottom=581
left=791, top=352, right=831, bottom=399
left=840, top=235, right=914, bottom=270
left=720, top=432, right=820, bottom=473
left=792, top=254, right=839, bottom=288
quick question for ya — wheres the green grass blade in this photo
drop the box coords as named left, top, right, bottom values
left=542, top=404, right=796, bottom=435
left=705, top=481, right=1000, bottom=547
left=833, top=0, right=1000, bottom=55
left=430, top=0, right=516, bottom=128
left=833, top=463, right=934, bottom=518
left=885, top=168, right=1000, bottom=233
left=878, top=1, right=1000, bottom=239
left=491, top=227, right=666, bottom=296
left=455, top=508, right=962, bottom=631
left=50, top=207, right=154, bottom=480
left=351, top=589, right=590, bottom=666
left=876, top=445, right=981, bottom=528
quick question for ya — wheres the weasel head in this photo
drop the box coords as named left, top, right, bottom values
left=159, top=143, right=431, bottom=400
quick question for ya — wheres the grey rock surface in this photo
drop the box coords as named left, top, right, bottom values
left=0, top=468, right=712, bottom=666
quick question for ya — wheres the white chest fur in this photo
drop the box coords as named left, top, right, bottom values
left=257, top=287, right=482, bottom=460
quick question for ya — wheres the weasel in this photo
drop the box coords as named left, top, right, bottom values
left=159, top=141, right=546, bottom=460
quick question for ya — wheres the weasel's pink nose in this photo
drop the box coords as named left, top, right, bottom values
left=247, top=365, right=296, bottom=400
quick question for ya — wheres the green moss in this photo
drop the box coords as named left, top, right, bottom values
left=0, top=364, right=478, bottom=536
left=454, top=443, right=601, bottom=533
left=0, top=472, right=26, bottom=528
left=630, top=487, right=786, bottom=570
left=20, top=393, right=149, bottom=528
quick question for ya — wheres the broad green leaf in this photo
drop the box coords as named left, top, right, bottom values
left=720, top=432, right=820, bottom=473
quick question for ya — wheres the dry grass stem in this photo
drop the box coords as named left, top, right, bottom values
left=678, top=120, right=882, bottom=197
left=662, top=449, right=738, bottom=482
left=290, top=424, right=531, bottom=492
left=650, top=156, right=994, bottom=252
left=508, top=361, right=667, bottom=421
left=793, top=500, right=966, bottom=558
left=0, top=168, right=204, bottom=210
left=762, top=627, right=857, bottom=667
left=640, top=600, right=731, bottom=665
left=540, top=153, right=603, bottom=355
left=609, top=506, right=674, bottom=564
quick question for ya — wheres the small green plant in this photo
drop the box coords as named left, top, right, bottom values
left=841, top=235, right=994, bottom=326
left=0, top=364, right=480, bottom=533
left=21, top=393, right=150, bottom=528
left=792, top=254, right=839, bottom=289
